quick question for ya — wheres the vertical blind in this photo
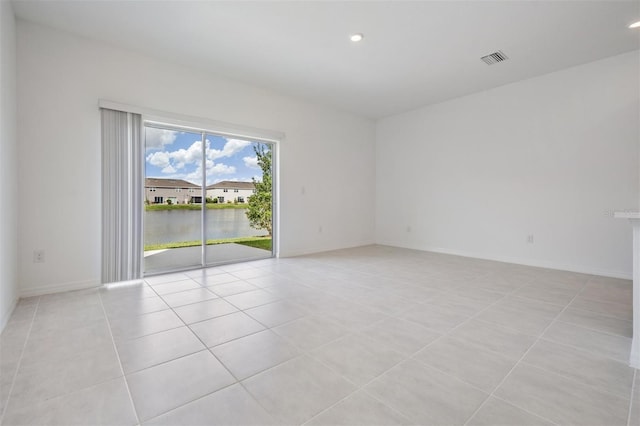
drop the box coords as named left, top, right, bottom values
left=101, top=108, right=143, bottom=284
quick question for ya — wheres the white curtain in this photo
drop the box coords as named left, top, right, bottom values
left=101, top=108, right=143, bottom=284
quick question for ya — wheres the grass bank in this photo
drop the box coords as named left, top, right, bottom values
left=235, top=238, right=272, bottom=251
left=144, top=236, right=271, bottom=252
left=145, top=204, right=247, bottom=211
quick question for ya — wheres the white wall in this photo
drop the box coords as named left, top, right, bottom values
left=0, top=1, right=18, bottom=330
left=0, top=1, right=19, bottom=331
left=376, top=51, right=640, bottom=279
left=17, top=21, right=376, bottom=296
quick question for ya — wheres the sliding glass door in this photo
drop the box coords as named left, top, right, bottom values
left=143, top=124, right=274, bottom=275
left=143, top=128, right=204, bottom=273
left=204, top=136, right=273, bottom=265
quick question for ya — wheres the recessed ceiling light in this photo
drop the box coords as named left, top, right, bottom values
left=630, top=21, right=640, bottom=28
left=350, top=33, right=364, bottom=42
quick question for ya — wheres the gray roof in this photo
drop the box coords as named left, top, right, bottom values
left=207, top=180, right=255, bottom=190
left=145, top=178, right=200, bottom=188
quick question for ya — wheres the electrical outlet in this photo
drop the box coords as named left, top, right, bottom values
left=33, top=249, right=45, bottom=263
left=527, top=235, right=534, bottom=244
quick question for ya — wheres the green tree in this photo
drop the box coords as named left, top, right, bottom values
left=246, top=144, right=272, bottom=236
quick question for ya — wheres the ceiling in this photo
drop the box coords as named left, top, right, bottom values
left=11, top=0, right=640, bottom=119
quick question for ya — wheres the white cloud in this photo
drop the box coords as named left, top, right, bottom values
left=170, top=140, right=203, bottom=169
left=147, top=137, right=251, bottom=181
left=208, top=139, right=251, bottom=161
left=210, top=163, right=236, bottom=174
left=243, top=156, right=258, bottom=169
left=185, top=169, right=202, bottom=182
left=147, top=140, right=203, bottom=172
left=146, top=151, right=171, bottom=168
left=184, top=161, right=236, bottom=183
left=145, top=128, right=178, bottom=150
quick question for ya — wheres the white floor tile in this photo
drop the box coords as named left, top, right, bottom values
left=211, top=330, right=300, bottom=380
left=364, top=359, right=488, bottom=425
left=242, top=355, right=356, bottom=424
left=1, top=378, right=137, bottom=426
left=466, top=397, right=554, bottom=426
left=307, top=391, right=411, bottom=425
left=126, top=350, right=235, bottom=421
left=2, top=245, right=633, bottom=426
left=189, top=311, right=265, bottom=347
left=116, top=326, right=205, bottom=374
left=311, top=334, right=405, bottom=386
left=494, top=363, right=629, bottom=425
left=144, top=384, right=277, bottom=425
left=173, top=298, right=238, bottom=324
left=415, top=336, right=516, bottom=393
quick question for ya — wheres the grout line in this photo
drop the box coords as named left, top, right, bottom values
left=396, top=358, right=560, bottom=426
left=461, top=279, right=590, bottom=426
left=0, top=297, right=40, bottom=424
left=10, top=252, right=629, bottom=426
left=301, top=287, right=516, bottom=425
left=447, top=301, right=631, bottom=350
left=490, top=394, right=561, bottom=425
left=141, top=381, right=247, bottom=424
left=244, top=262, right=537, bottom=423
left=235, top=380, right=282, bottom=424
left=97, top=291, right=141, bottom=426
left=398, top=279, right=517, bottom=344
left=303, top=379, right=411, bottom=426
left=560, top=302, right=633, bottom=321
left=153, top=265, right=626, bottom=426
left=553, top=316, right=633, bottom=338
left=300, top=354, right=400, bottom=425
left=153, top=274, right=305, bottom=425
left=150, top=281, right=244, bottom=386
left=628, top=368, right=637, bottom=426
left=516, top=358, right=630, bottom=401
left=174, top=276, right=397, bottom=424
left=118, top=280, right=249, bottom=423
left=107, top=314, right=184, bottom=341
left=530, top=333, right=631, bottom=365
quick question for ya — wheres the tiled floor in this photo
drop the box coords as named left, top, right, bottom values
left=0, top=245, right=637, bottom=425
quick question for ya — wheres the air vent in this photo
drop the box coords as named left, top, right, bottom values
left=481, top=50, right=509, bottom=65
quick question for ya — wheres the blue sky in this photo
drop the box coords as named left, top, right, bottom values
left=145, top=127, right=264, bottom=185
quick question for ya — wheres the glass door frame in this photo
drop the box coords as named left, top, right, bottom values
left=142, top=119, right=279, bottom=275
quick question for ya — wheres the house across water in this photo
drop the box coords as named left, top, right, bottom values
left=144, top=178, right=255, bottom=204
left=206, top=180, right=256, bottom=204
left=144, top=178, right=200, bottom=205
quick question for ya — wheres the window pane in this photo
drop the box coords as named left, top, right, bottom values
left=204, top=135, right=273, bottom=265
left=144, top=127, right=203, bottom=273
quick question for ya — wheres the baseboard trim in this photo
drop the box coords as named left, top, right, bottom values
left=375, top=241, right=632, bottom=280
left=19, top=279, right=101, bottom=298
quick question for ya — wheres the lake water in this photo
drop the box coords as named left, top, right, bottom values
left=144, top=208, right=267, bottom=245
